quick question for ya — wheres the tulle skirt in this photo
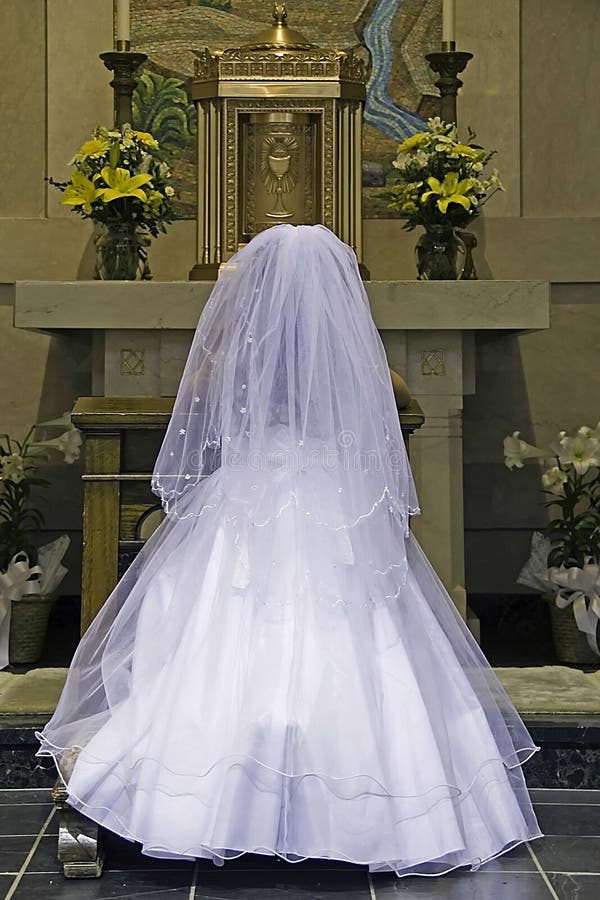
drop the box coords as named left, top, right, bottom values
left=36, top=467, right=542, bottom=878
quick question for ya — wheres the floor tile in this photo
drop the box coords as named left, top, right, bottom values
left=372, top=871, right=553, bottom=898
left=7, top=786, right=600, bottom=898
left=100, top=832, right=193, bottom=873
left=533, top=835, right=600, bottom=874
left=530, top=788, right=600, bottom=805
left=10, top=869, right=194, bottom=899
left=32, top=829, right=365, bottom=878
left=42, top=807, right=59, bottom=835
left=0, top=834, right=37, bottom=873
left=0, top=788, right=53, bottom=805
left=533, top=803, right=600, bottom=836
left=478, top=842, right=537, bottom=872
left=0, top=802, right=54, bottom=836
left=25, top=833, right=64, bottom=875
left=195, top=853, right=362, bottom=873
left=192, top=868, right=371, bottom=898
left=0, top=875, right=16, bottom=895
left=28, top=831, right=198, bottom=878
left=548, top=873, right=600, bottom=900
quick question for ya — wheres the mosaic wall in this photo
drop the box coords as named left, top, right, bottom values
left=130, top=0, right=442, bottom=218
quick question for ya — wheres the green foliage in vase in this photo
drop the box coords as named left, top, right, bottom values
left=132, top=72, right=197, bottom=157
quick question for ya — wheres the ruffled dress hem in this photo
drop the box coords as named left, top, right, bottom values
left=36, top=735, right=543, bottom=878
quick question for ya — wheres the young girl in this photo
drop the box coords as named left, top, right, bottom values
left=37, top=224, right=541, bottom=877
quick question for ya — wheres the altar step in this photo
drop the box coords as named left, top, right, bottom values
left=0, top=714, right=599, bottom=791
left=1, top=664, right=599, bottom=789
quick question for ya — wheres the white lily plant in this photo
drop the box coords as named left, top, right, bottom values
left=503, top=422, right=600, bottom=655
left=0, top=413, right=82, bottom=574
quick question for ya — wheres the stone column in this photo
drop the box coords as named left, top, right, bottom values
left=394, top=330, right=469, bottom=619
left=409, top=396, right=466, bottom=618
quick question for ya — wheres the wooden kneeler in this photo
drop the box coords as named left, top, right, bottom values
left=52, top=778, right=105, bottom=877
left=51, top=748, right=105, bottom=878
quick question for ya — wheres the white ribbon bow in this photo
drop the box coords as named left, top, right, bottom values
left=0, top=552, right=44, bottom=669
left=547, top=562, right=600, bottom=656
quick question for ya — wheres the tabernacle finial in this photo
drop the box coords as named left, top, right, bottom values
left=273, top=3, right=287, bottom=27
left=241, top=2, right=313, bottom=51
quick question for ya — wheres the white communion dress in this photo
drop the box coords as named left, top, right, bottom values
left=36, top=225, right=542, bottom=878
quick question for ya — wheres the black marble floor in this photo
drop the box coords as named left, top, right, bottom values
left=0, top=788, right=598, bottom=899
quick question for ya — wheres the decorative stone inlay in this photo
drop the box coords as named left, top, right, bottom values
left=120, top=348, right=145, bottom=376
left=421, top=349, right=446, bottom=376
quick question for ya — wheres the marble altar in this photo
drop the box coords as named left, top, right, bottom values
left=13, top=278, right=550, bottom=619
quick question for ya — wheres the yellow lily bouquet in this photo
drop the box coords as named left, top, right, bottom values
left=386, top=117, right=503, bottom=231
left=50, top=124, right=175, bottom=278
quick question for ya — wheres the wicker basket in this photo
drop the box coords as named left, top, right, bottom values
left=8, top=593, right=56, bottom=665
left=546, top=594, right=599, bottom=665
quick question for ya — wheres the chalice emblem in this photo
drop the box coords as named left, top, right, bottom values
left=261, top=135, right=299, bottom=219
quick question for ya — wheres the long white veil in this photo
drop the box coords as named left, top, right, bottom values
left=153, top=225, right=418, bottom=517
left=151, top=223, right=419, bottom=602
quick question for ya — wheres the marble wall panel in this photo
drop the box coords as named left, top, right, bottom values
left=138, top=220, right=196, bottom=283
left=0, top=220, right=97, bottom=282
left=0, top=287, right=91, bottom=595
left=456, top=0, right=521, bottom=218
left=465, top=529, right=547, bottom=595
left=0, top=1, right=47, bottom=218
left=464, top=289, right=600, bottom=464
left=46, top=0, right=113, bottom=218
left=521, top=0, right=600, bottom=218
left=362, top=217, right=600, bottom=283
left=160, top=330, right=193, bottom=396
left=463, top=285, right=600, bottom=592
left=0, top=288, right=92, bottom=435
left=3, top=216, right=600, bottom=284
left=380, top=331, right=407, bottom=377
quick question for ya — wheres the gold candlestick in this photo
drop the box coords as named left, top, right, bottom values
left=100, top=50, right=148, bottom=127
left=425, top=49, right=473, bottom=126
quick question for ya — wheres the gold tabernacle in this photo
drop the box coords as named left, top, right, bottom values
left=189, top=3, right=368, bottom=279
